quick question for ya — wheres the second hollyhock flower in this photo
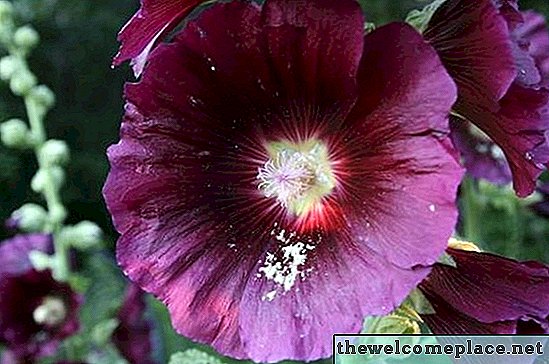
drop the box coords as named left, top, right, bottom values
left=423, top=0, right=549, bottom=196
left=0, top=235, right=81, bottom=362
left=104, top=0, right=463, bottom=361
left=419, top=245, right=549, bottom=334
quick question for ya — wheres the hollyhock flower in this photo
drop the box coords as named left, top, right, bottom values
left=104, top=0, right=463, bottom=361
left=418, top=244, right=549, bottom=334
left=112, top=283, right=154, bottom=364
left=514, top=11, right=549, bottom=84
left=449, top=118, right=511, bottom=185
left=423, top=0, right=549, bottom=196
left=113, top=0, right=205, bottom=76
left=0, top=235, right=81, bottom=362
left=1, top=350, right=86, bottom=364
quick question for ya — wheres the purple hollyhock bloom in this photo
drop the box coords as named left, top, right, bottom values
left=424, top=0, right=549, bottom=197
left=419, top=247, right=549, bottom=334
left=514, top=11, right=549, bottom=85
left=112, top=283, right=154, bottom=364
left=113, top=0, right=204, bottom=76
left=1, top=350, right=86, bottom=364
left=0, top=235, right=81, bottom=362
left=449, top=118, right=512, bottom=186
left=104, top=0, right=463, bottom=361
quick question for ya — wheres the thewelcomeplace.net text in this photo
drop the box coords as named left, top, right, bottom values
left=336, top=339, right=545, bottom=360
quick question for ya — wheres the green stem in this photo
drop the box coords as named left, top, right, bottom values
left=23, top=62, right=69, bottom=281
left=461, top=178, right=482, bottom=243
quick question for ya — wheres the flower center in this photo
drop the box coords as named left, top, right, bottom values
left=257, top=139, right=336, bottom=216
left=33, top=296, right=67, bottom=327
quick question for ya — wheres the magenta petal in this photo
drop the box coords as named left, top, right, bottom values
left=346, top=23, right=462, bottom=269
left=420, top=249, right=549, bottom=334
left=113, top=284, right=154, bottom=364
left=424, top=0, right=516, bottom=109
left=240, top=244, right=430, bottom=362
left=421, top=298, right=516, bottom=334
left=0, top=234, right=52, bottom=275
left=113, top=0, right=203, bottom=76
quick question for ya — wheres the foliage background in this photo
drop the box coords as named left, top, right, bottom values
left=0, top=0, right=548, bottom=363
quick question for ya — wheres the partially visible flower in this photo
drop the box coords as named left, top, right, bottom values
left=423, top=0, right=549, bottom=196
left=450, top=118, right=511, bottom=186
left=104, top=0, right=463, bottom=361
left=419, top=247, right=549, bottom=334
left=112, top=283, right=154, bottom=364
left=515, top=11, right=549, bottom=85
left=0, top=235, right=81, bottom=362
left=113, top=0, right=205, bottom=76
left=1, top=350, right=86, bottom=364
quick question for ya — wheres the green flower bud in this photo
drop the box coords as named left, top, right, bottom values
left=0, top=1, right=13, bottom=23
left=91, top=318, right=119, bottom=346
left=61, top=221, right=103, bottom=250
left=10, top=69, right=37, bottom=96
left=29, top=250, right=53, bottom=271
left=0, top=55, right=20, bottom=81
left=11, top=203, right=48, bottom=232
left=31, top=166, right=65, bottom=192
left=169, top=350, right=223, bottom=364
left=0, top=118, right=32, bottom=148
left=29, top=85, right=55, bottom=109
left=13, top=25, right=39, bottom=50
left=40, top=139, right=69, bottom=166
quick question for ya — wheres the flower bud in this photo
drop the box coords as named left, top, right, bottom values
left=40, top=139, right=69, bottom=166
left=0, top=55, right=20, bottom=81
left=29, top=85, right=55, bottom=109
left=10, top=203, right=48, bottom=232
left=31, top=166, right=65, bottom=193
left=13, top=25, right=39, bottom=50
left=0, top=1, right=13, bottom=23
left=0, top=118, right=32, bottom=149
left=448, top=238, right=481, bottom=252
left=10, top=69, right=37, bottom=96
left=91, top=318, right=119, bottom=346
left=29, top=250, right=53, bottom=271
left=61, top=221, right=103, bottom=250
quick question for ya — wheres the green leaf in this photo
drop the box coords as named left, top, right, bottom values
left=436, top=251, right=457, bottom=268
left=169, top=349, right=224, bottom=364
left=91, top=318, right=119, bottom=346
left=79, top=251, right=125, bottom=331
left=403, top=289, right=435, bottom=315
left=364, top=22, right=376, bottom=33
left=405, top=0, right=447, bottom=33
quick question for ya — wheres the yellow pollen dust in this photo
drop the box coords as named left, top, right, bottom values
left=257, top=139, right=336, bottom=216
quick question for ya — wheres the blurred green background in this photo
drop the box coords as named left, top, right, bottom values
left=0, top=0, right=547, bottom=246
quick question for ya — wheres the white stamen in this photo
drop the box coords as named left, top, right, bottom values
left=256, top=141, right=335, bottom=215
left=257, top=150, right=316, bottom=208
left=33, top=296, right=67, bottom=327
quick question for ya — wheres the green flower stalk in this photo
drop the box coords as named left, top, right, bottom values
left=0, top=0, right=101, bottom=281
